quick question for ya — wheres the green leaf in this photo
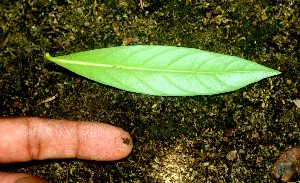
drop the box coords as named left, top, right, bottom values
left=45, top=45, right=281, bottom=96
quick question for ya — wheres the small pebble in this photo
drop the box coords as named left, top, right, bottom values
left=271, top=146, right=300, bottom=182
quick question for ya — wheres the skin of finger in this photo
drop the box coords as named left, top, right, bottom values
left=0, top=173, right=46, bottom=183
left=0, top=117, right=133, bottom=163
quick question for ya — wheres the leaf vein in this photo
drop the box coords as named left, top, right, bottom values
left=194, top=75, right=215, bottom=93
left=101, top=69, right=137, bottom=92
left=162, top=73, right=194, bottom=94
left=136, top=47, right=176, bottom=67
left=164, top=51, right=199, bottom=70
left=129, top=70, right=165, bottom=95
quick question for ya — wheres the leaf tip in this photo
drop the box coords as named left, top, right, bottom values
left=274, top=70, right=282, bottom=76
left=268, top=68, right=281, bottom=76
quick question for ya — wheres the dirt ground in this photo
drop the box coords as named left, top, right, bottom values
left=0, top=0, right=299, bottom=182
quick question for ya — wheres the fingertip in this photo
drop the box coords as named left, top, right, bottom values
left=116, top=130, right=133, bottom=159
left=89, top=124, right=133, bottom=161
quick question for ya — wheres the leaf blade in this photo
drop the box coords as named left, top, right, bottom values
left=45, top=45, right=281, bottom=96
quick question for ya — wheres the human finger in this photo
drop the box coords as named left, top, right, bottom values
left=0, top=117, right=133, bottom=163
left=0, top=172, right=46, bottom=183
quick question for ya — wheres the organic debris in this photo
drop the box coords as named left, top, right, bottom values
left=271, top=146, right=300, bottom=182
left=293, top=99, right=300, bottom=109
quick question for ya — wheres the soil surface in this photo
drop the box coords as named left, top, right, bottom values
left=0, top=0, right=299, bottom=182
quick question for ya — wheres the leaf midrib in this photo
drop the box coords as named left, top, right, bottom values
left=48, top=55, right=276, bottom=74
